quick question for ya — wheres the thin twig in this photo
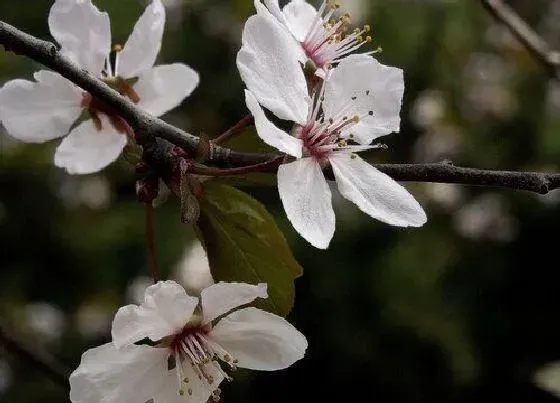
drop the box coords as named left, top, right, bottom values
left=0, top=319, right=70, bottom=390
left=145, top=203, right=160, bottom=283
left=481, top=0, right=560, bottom=78
left=213, top=114, right=254, bottom=145
left=373, top=162, right=560, bottom=194
left=2, top=20, right=560, bottom=194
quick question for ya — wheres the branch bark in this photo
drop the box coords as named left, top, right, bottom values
left=481, top=0, right=560, bottom=78
left=0, top=319, right=70, bottom=390
left=1, top=19, right=560, bottom=194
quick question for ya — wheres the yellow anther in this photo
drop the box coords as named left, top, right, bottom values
left=365, top=36, right=372, bottom=43
left=364, top=24, right=371, bottom=32
left=112, top=44, right=122, bottom=52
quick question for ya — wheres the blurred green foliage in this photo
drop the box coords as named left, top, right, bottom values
left=2, top=0, right=560, bottom=402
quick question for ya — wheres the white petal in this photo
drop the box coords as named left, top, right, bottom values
left=244, top=90, right=302, bottom=157
left=211, top=307, right=307, bottom=371
left=118, top=0, right=166, bottom=77
left=255, top=0, right=286, bottom=25
left=48, top=0, right=110, bottom=73
left=282, top=0, right=317, bottom=42
left=323, top=54, right=405, bottom=144
left=237, top=13, right=309, bottom=123
left=0, top=70, right=82, bottom=143
left=277, top=158, right=335, bottom=249
left=329, top=153, right=427, bottom=227
left=69, top=342, right=168, bottom=403
left=112, top=280, right=199, bottom=348
left=201, top=282, right=268, bottom=324
left=134, top=63, right=199, bottom=117
left=54, top=115, right=127, bottom=175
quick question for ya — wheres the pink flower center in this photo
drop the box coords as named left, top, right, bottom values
left=298, top=115, right=359, bottom=162
left=301, top=1, right=373, bottom=69
left=168, top=323, right=237, bottom=400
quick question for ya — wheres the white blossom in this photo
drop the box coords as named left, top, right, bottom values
left=69, top=281, right=307, bottom=403
left=0, top=0, right=199, bottom=174
left=237, top=13, right=426, bottom=248
left=254, top=0, right=376, bottom=75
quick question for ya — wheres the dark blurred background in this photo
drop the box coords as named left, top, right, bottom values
left=2, top=0, right=560, bottom=402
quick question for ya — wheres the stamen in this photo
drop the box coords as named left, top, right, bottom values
left=300, top=1, right=376, bottom=69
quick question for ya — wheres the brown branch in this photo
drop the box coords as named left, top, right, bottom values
left=2, top=20, right=560, bottom=194
left=213, top=113, right=254, bottom=145
left=0, top=319, right=70, bottom=390
left=374, top=162, right=560, bottom=194
left=481, top=0, right=560, bottom=78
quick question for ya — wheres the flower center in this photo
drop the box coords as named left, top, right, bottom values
left=298, top=115, right=358, bottom=162
left=301, top=1, right=373, bottom=69
left=168, top=323, right=238, bottom=400
left=80, top=79, right=140, bottom=137
left=299, top=85, right=375, bottom=161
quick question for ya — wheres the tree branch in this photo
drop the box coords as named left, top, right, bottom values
left=373, top=162, right=560, bottom=194
left=1, top=19, right=560, bottom=194
left=481, top=0, right=560, bottom=78
left=0, top=319, right=70, bottom=390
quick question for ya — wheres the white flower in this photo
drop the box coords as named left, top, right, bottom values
left=69, top=281, right=307, bottom=403
left=0, top=0, right=199, bottom=174
left=237, top=13, right=426, bottom=248
left=253, top=0, right=374, bottom=75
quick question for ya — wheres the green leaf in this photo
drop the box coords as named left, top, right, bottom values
left=196, top=183, right=302, bottom=317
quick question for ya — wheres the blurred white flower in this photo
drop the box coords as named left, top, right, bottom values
left=76, top=303, right=112, bottom=338
left=413, top=126, right=463, bottom=163
left=174, top=240, right=214, bottom=295
left=70, top=281, right=307, bottom=403
left=59, top=176, right=111, bottom=209
left=411, top=90, right=446, bottom=129
left=126, top=276, right=154, bottom=305
left=534, top=361, right=560, bottom=399
left=0, top=0, right=199, bottom=174
left=453, top=193, right=518, bottom=242
left=462, top=52, right=517, bottom=119
left=423, top=183, right=464, bottom=211
left=24, top=302, right=65, bottom=342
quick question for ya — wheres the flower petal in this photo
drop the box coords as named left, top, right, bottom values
left=237, top=13, right=309, bottom=124
left=112, top=280, right=199, bottom=348
left=329, top=153, right=427, bottom=227
left=323, top=54, right=405, bottom=144
left=282, top=0, right=317, bottom=42
left=134, top=63, right=199, bottom=117
left=69, top=342, right=168, bottom=403
left=255, top=0, right=286, bottom=24
left=277, top=158, right=335, bottom=249
left=54, top=115, right=127, bottom=175
left=48, top=0, right=110, bottom=73
left=201, top=282, right=268, bottom=324
left=244, top=90, right=302, bottom=157
left=211, top=307, right=307, bottom=371
left=118, top=0, right=166, bottom=78
left=0, top=70, right=83, bottom=143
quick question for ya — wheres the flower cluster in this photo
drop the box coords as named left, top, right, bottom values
left=238, top=0, right=426, bottom=248
left=0, top=0, right=429, bottom=402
